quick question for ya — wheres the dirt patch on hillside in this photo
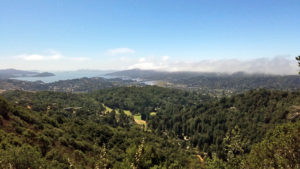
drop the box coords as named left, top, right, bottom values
left=134, top=119, right=147, bottom=125
left=197, top=154, right=204, bottom=163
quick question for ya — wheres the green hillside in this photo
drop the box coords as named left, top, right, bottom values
left=0, top=94, right=198, bottom=168
left=1, top=87, right=299, bottom=168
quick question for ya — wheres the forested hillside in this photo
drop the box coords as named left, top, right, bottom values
left=0, top=94, right=200, bottom=168
left=2, top=0, right=300, bottom=168
left=1, top=86, right=299, bottom=168
left=89, top=87, right=300, bottom=160
left=148, top=89, right=300, bottom=157
left=91, top=86, right=211, bottom=120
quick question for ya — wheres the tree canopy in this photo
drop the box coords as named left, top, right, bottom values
left=0, top=86, right=299, bottom=168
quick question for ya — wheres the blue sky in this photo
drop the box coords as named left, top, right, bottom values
left=0, top=0, right=299, bottom=73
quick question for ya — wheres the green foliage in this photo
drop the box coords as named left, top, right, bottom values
left=0, top=96, right=10, bottom=119
left=0, top=144, right=45, bottom=169
left=297, top=55, right=300, bottom=74
left=148, top=89, right=300, bottom=157
left=205, top=155, right=227, bottom=169
left=92, top=86, right=210, bottom=118
left=222, top=126, right=247, bottom=168
left=0, top=87, right=299, bottom=168
left=244, top=121, right=300, bottom=169
left=0, top=92, right=196, bottom=168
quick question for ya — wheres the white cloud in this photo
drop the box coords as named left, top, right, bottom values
left=17, top=50, right=63, bottom=61
left=129, top=62, right=164, bottom=70
left=107, top=48, right=135, bottom=55
left=119, top=57, right=128, bottom=61
left=128, top=56, right=299, bottom=75
left=139, top=57, right=146, bottom=62
left=70, top=57, right=90, bottom=61
left=15, top=50, right=90, bottom=62
left=162, top=55, right=169, bottom=61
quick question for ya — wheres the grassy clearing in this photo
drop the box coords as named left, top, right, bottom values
left=150, top=112, right=157, bottom=116
left=133, top=115, right=141, bottom=121
left=134, top=115, right=147, bottom=126
left=123, top=111, right=147, bottom=127
left=124, top=110, right=132, bottom=116
left=102, top=104, right=113, bottom=114
left=102, top=104, right=147, bottom=126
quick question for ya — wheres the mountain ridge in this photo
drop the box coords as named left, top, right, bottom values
left=0, top=69, right=55, bottom=79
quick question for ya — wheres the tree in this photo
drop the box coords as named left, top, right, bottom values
left=95, top=144, right=109, bottom=169
left=223, top=126, right=248, bottom=169
left=244, top=122, right=300, bottom=169
left=0, top=145, right=44, bottom=169
left=0, top=97, right=10, bottom=119
left=296, top=55, right=300, bottom=74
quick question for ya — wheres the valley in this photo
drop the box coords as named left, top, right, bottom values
left=2, top=1, right=300, bottom=168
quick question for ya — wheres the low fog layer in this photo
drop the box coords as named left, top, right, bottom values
left=128, top=56, right=299, bottom=75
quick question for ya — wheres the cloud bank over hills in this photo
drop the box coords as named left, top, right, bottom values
left=2, top=49, right=298, bottom=75
left=128, top=56, right=298, bottom=75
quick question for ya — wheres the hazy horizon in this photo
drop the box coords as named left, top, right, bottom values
left=1, top=0, right=300, bottom=74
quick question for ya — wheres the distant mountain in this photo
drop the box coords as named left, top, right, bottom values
left=107, top=69, right=220, bottom=79
left=31, top=72, right=55, bottom=77
left=72, top=69, right=116, bottom=74
left=0, top=69, right=37, bottom=79
left=0, top=77, right=139, bottom=92
left=0, top=69, right=55, bottom=79
left=108, top=69, right=166, bottom=78
left=107, top=69, right=279, bottom=81
left=108, top=69, right=300, bottom=92
left=0, top=68, right=37, bottom=75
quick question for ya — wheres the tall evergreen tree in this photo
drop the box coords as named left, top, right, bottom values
left=297, top=55, right=300, bottom=74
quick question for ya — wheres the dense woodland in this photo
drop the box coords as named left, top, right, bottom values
left=92, top=87, right=300, bottom=161
left=91, top=86, right=211, bottom=120
left=1, top=0, right=300, bottom=167
left=0, top=91, right=198, bottom=168
left=0, top=85, right=299, bottom=168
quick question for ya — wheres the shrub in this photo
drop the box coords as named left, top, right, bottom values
left=0, top=145, right=44, bottom=169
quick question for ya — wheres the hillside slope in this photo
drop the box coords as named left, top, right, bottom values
left=1, top=87, right=299, bottom=168
left=0, top=94, right=199, bottom=168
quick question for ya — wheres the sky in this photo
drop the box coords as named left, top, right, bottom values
left=0, top=0, right=300, bottom=74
